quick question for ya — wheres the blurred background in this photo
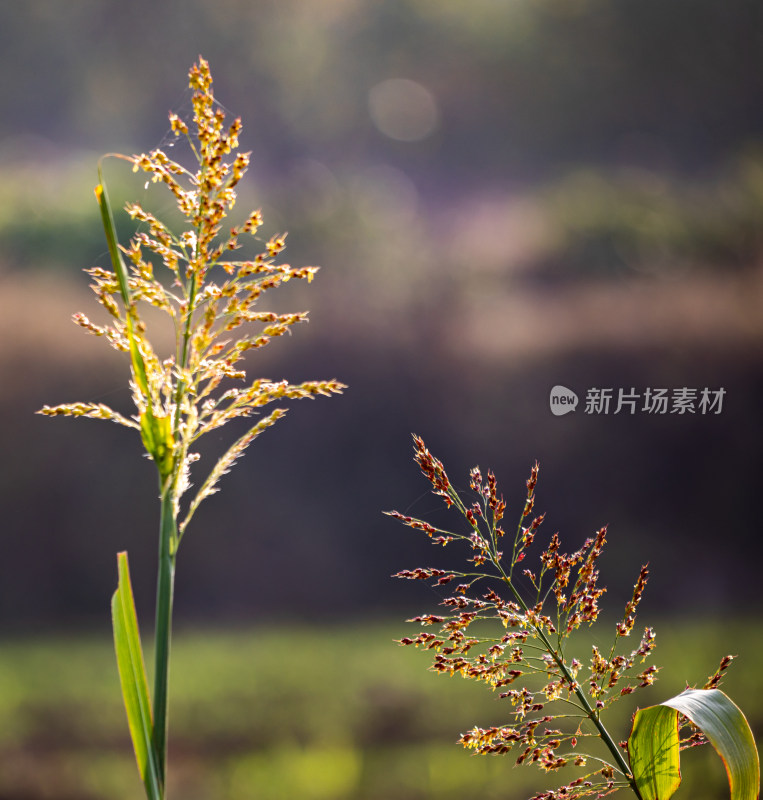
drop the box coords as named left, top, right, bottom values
left=1, top=1, right=761, bottom=798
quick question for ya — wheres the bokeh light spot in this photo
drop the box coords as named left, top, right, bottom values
left=368, top=78, right=440, bottom=142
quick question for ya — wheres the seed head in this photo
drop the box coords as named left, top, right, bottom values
left=40, top=57, right=345, bottom=537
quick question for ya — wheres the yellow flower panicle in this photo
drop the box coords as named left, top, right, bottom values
left=39, top=56, right=345, bottom=531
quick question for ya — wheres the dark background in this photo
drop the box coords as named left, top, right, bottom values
left=1, top=0, right=762, bottom=633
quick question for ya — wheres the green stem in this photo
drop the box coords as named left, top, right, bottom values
left=153, top=218, right=200, bottom=795
left=153, top=488, right=177, bottom=791
left=497, top=570, right=642, bottom=799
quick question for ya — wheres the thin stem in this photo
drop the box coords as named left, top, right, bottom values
left=495, top=567, right=642, bottom=799
left=152, top=487, right=177, bottom=790
left=486, top=500, right=643, bottom=797
left=154, top=174, right=203, bottom=797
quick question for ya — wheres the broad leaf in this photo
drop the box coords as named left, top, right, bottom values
left=112, top=551, right=163, bottom=800
left=629, top=703, right=681, bottom=800
left=664, top=688, right=760, bottom=800
left=629, top=688, right=760, bottom=800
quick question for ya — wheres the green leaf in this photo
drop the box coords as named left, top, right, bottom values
left=663, top=688, right=760, bottom=800
left=97, top=167, right=172, bottom=479
left=139, top=410, right=175, bottom=482
left=112, top=551, right=163, bottom=800
left=94, top=174, right=130, bottom=307
left=629, top=688, right=760, bottom=800
left=95, top=171, right=151, bottom=401
left=629, top=703, right=681, bottom=800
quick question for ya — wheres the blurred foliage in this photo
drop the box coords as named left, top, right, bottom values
left=1, top=0, right=762, bottom=631
left=1, top=0, right=761, bottom=171
left=1, top=0, right=763, bottom=281
left=0, top=620, right=757, bottom=800
left=4, top=146, right=763, bottom=285
left=534, top=148, right=763, bottom=281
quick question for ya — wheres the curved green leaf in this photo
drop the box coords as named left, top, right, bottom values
left=112, top=551, right=163, bottom=800
left=629, top=703, right=681, bottom=800
left=663, top=688, right=760, bottom=800
left=97, top=169, right=172, bottom=478
left=95, top=170, right=151, bottom=401
left=629, top=688, right=760, bottom=800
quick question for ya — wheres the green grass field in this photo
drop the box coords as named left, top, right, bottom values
left=0, top=619, right=758, bottom=800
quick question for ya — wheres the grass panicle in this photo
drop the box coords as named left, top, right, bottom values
left=39, top=57, right=344, bottom=799
left=40, top=57, right=344, bottom=527
left=388, top=435, right=752, bottom=800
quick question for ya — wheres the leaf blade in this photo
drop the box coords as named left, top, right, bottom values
left=111, top=551, right=163, bottom=800
left=97, top=169, right=174, bottom=477
left=95, top=170, right=151, bottom=400
left=629, top=703, right=682, bottom=800
left=663, top=688, right=760, bottom=800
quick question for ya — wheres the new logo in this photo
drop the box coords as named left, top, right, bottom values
left=550, top=385, right=578, bottom=416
